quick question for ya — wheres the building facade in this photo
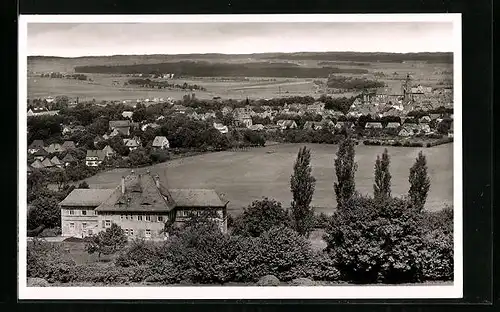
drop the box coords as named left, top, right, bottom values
left=59, top=172, right=228, bottom=239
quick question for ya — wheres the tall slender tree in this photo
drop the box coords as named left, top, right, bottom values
left=373, top=148, right=392, bottom=200
left=408, top=151, right=431, bottom=211
left=334, top=136, right=357, bottom=208
left=290, top=146, right=316, bottom=237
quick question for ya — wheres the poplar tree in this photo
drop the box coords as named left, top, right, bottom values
left=290, top=146, right=316, bottom=237
left=374, top=148, right=392, bottom=200
left=334, top=136, right=357, bottom=208
left=408, top=151, right=431, bottom=211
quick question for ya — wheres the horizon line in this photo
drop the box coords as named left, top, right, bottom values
left=28, top=50, right=454, bottom=59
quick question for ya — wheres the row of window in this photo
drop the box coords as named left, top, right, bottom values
left=119, top=215, right=165, bottom=222
left=124, top=228, right=152, bottom=237
left=68, top=210, right=97, bottom=216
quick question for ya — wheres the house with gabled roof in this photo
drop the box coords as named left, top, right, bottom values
left=152, top=136, right=170, bottom=149
left=276, top=119, right=298, bottom=130
left=28, top=140, right=45, bottom=154
left=59, top=188, right=116, bottom=237
left=50, top=156, right=63, bottom=168
left=62, top=153, right=77, bottom=166
left=31, top=159, right=44, bottom=169
left=33, top=148, right=49, bottom=161
left=45, top=143, right=66, bottom=154
left=123, top=138, right=141, bottom=151
left=365, top=122, right=383, bottom=129
left=62, top=141, right=76, bottom=150
left=86, top=150, right=106, bottom=167
left=102, top=145, right=116, bottom=158
left=109, top=120, right=131, bottom=136
left=59, top=172, right=228, bottom=238
left=41, top=157, right=54, bottom=168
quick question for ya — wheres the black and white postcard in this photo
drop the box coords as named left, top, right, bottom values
left=18, top=14, right=462, bottom=300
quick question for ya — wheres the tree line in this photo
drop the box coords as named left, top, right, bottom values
left=125, top=78, right=206, bottom=91
left=75, top=61, right=371, bottom=78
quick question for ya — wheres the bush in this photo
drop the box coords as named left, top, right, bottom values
left=232, top=198, right=292, bottom=237
left=325, top=195, right=426, bottom=283
left=257, top=275, right=280, bottom=286
left=27, top=277, right=50, bottom=287
left=38, top=227, right=62, bottom=237
left=27, top=239, right=76, bottom=282
left=313, top=212, right=331, bottom=229
left=420, top=229, right=454, bottom=281
left=115, top=238, right=161, bottom=267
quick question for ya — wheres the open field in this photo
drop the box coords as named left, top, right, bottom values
left=27, top=54, right=452, bottom=102
left=80, top=143, right=453, bottom=216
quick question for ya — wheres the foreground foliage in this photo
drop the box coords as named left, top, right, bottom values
left=324, top=195, right=453, bottom=283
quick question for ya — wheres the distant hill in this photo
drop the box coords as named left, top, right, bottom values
left=27, top=51, right=453, bottom=73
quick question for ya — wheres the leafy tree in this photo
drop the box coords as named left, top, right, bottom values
left=373, top=148, right=391, bottom=200
left=85, top=223, right=128, bottom=259
left=88, top=117, right=109, bottom=136
left=408, top=151, right=431, bottom=211
left=333, top=136, right=357, bottom=208
left=51, top=169, right=69, bottom=191
left=324, top=195, right=425, bottom=283
left=78, top=181, right=89, bottom=189
left=290, top=146, right=316, bottom=237
left=28, top=196, right=61, bottom=230
left=108, top=135, right=129, bottom=156
left=128, top=148, right=152, bottom=167
left=232, top=198, right=292, bottom=237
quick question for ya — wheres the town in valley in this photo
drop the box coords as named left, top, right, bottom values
left=24, top=21, right=455, bottom=289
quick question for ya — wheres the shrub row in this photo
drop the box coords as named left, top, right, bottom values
left=363, top=139, right=425, bottom=148
left=116, top=225, right=340, bottom=284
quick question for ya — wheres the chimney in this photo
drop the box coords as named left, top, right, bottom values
left=121, top=176, right=125, bottom=194
left=154, top=174, right=160, bottom=188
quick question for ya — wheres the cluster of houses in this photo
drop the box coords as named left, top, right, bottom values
left=27, top=107, right=59, bottom=117
left=28, top=140, right=78, bottom=171
left=203, top=100, right=454, bottom=138
left=87, top=120, right=170, bottom=167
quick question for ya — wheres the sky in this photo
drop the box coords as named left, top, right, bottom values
left=27, top=22, right=454, bottom=57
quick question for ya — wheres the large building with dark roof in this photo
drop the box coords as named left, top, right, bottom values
left=59, top=171, right=228, bottom=238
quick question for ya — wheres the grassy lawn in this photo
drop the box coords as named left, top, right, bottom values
left=80, top=143, right=453, bottom=216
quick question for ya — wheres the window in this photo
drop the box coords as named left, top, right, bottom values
left=82, top=222, right=87, bottom=228
left=88, top=229, right=93, bottom=235
left=81, top=210, right=87, bottom=216
left=124, top=229, right=129, bottom=235
left=94, top=210, right=98, bottom=215
left=145, top=229, right=151, bottom=237
left=125, top=215, right=129, bottom=220
left=69, top=223, right=75, bottom=229
left=145, top=215, right=151, bottom=222
left=137, top=215, right=142, bottom=221
left=158, top=216, right=163, bottom=222
left=105, top=220, right=111, bottom=227
left=120, top=215, right=124, bottom=221
left=129, top=229, right=134, bottom=236
left=69, top=210, right=74, bottom=215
